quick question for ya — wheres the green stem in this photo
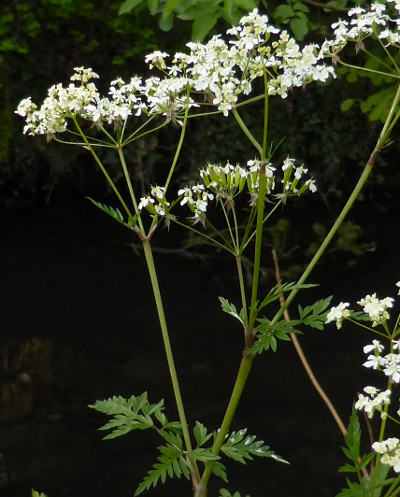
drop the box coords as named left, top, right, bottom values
left=142, top=241, right=200, bottom=483
left=273, top=81, right=400, bottom=321
left=232, top=108, right=263, bottom=156
left=248, top=165, right=268, bottom=331
left=196, top=80, right=400, bottom=497
left=117, top=147, right=145, bottom=233
left=236, top=254, right=248, bottom=328
left=338, top=60, right=400, bottom=81
left=195, top=356, right=254, bottom=497
left=73, top=118, right=133, bottom=219
left=196, top=92, right=270, bottom=497
left=164, top=92, right=190, bottom=192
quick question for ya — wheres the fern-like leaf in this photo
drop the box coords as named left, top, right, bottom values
left=219, top=429, right=289, bottom=465
left=298, top=296, right=333, bottom=330
left=258, top=282, right=317, bottom=311
left=135, top=443, right=190, bottom=496
left=89, top=392, right=179, bottom=439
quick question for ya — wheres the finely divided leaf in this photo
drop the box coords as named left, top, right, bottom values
left=258, top=282, right=317, bottom=311
left=219, top=297, right=245, bottom=326
left=135, top=443, right=190, bottom=495
left=89, top=393, right=180, bottom=439
left=250, top=319, right=301, bottom=354
left=86, top=197, right=126, bottom=226
left=298, top=296, right=333, bottom=330
left=193, top=421, right=213, bottom=447
left=219, top=429, right=289, bottom=465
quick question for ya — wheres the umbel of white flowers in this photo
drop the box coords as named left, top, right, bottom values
left=137, top=158, right=317, bottom=224
left=16, top=9, right=337, bottom=139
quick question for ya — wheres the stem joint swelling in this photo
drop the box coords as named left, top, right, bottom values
left=135, top=226, right=157, bottom=242
left=244, top=328, right=255, bottom=355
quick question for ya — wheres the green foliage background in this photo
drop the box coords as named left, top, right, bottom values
left=2, top=0, right=399, bottom=212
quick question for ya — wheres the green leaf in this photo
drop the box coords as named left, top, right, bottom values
left=338, top=463, right=358, bottom=473
left=135, top=443, right=190, bottom=495
left=147, top=0, right=159, bottom=14
left=274, top=4, right=295, bottom=21
left=89, top=393, right=181, bottom=440
left=341, top=99, right=355, bottom=112
left=293, top=1, right=309, bottom=13
left=86, top=197, right=127, bottom=226
left=212, top=460, right=228, bottom=483
left=258, top=282, right=317, bottom=311
left=32, top=491, right=48, bottom=497
left=191, top=448, right=220, bottom=462
left=250, top=319, right=302, bottom=355
left=219, top=297, right=245, bottom=326
left=298, top=296, right=333, bottom=330
left=290, top=17, right=308, bottom=40
left=192, top=8, right=219, bottom=41
left=219, top=489, right=251, bottom=497
left=219, top=428, right=289, bottom=465
left=119, top=0, right=144, bottom=15
left=234, top=0, right=257, bottom=10
left=340, top=408, right=361, bottom=467
left=336, top=479, right=364, bottom=497
left=193, top=421, right=213, bottom=447
left=163, top=0, right=184, bottom=17
left=159, top=11, right=174, bottom=30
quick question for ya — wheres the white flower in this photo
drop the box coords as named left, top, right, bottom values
left=355, top=386, right=391, bottom=418
left=363, top=340, right=384, bottom=354
left=396, top=281, right=400, bottom=296
left=358, top=293, right=394, bottom=326
left=326, top=302, right=350, bottom=329
left=372, top=438, right=400, bottom=472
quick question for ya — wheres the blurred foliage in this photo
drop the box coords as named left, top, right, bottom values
left=118, top=0, right=365, bottom=41
left=1, top=0, right=187, bottom=204
left=3, top=0, right=400, bottom=219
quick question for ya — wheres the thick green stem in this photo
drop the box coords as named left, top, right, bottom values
left=195, top=356, right=254, bottom=496
left=196, top=81, right=400, bottom=497
left=142, top=241, right=200, bottom=483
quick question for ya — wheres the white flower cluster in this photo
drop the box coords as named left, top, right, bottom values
left=326, top=282, right=400, bottom=329
left=358, top=293, right=394, bottom=327
left=16, top=68, right=146, bottom=137
left=372, top=438, right=400, bottom=472
left=138, top=185, right=170, bottom=217
left=137, top=157, right=316, bottom=225
left=363, top=341, right=400, bottom=384
left=281, top=156, right=317, bottom=195
left=169, top=9, right=335, bottom=114
left=321, top=1, right=400, bottom=58
left=325, top=302, right=350, bottom=329
left=355, top=385, right=391, bottom=418
left=16, top=10, right=336, bottom=137
left=177, top=184, right=215, bottom=225
left=181, top=157, right=316, bottom=221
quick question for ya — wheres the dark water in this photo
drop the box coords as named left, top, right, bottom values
left=0, top=190, right=398, bottom=497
